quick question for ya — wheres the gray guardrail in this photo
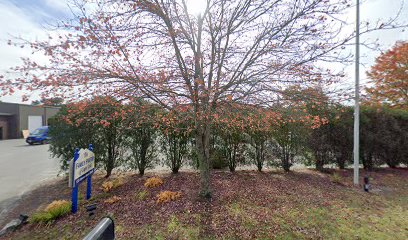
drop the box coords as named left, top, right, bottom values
left=83, top=217, right=115, bottom=240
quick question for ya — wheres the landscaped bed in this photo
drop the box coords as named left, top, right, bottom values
left=2, top=168, right=408, bottom=239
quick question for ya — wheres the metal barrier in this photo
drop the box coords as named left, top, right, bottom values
left=83, top=217, right=115, bottom=240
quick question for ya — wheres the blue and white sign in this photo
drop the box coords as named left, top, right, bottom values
left=73, top=148, right=95, bottom=186
left=69, top=144, right=95, bottom=213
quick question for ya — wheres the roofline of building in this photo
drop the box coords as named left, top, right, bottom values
left=0, top=101, right=61, bottom=109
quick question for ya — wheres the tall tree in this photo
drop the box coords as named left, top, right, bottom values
left=2, top=0, right=402, bottom=197
left=366, top=41, right=408, bottom=110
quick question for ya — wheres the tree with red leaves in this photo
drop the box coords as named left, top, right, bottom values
left=245, top=107, right=277, bottom=172
left=124, top=99, right=160, bottom=176
left=158, top=106, right=193, bottom=174
left=366, top=41, right=408, bottom=110
left=213, top=104, right=247, bottom=172
left=50, top=96, right=127, bottom=177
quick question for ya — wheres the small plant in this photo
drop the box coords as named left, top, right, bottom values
left=113, top=177, right=124, bottom=188
left=30, top=200, right=71, bottom=224
left=144, top=177, right=164, bottom=188
left=135, top=190, right=149, bottom=201
left=30, top=212, right=54, bottom=224
left=331, top=172, right=342, bottom=184
left=156, top=191, right=181, bottom=203
left=104, top=196, right=122, bottom=204
left=101, top=177, right=125, bottom=193
left=167, top=215, right=180, bottom=232
left=90, top=192, right=111, bottom=202
left=165, top=214, right=200, bottom=239
left=101, top=181, right=114, bottom=192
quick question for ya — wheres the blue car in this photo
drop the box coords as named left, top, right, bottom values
left=26, top=126, right=50, bottom=145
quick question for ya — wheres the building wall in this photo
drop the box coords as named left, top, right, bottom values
left=44, top=107, right=60, bottom=124
left=19, top=105, right=45, bottom=133
left=0, top=102, right=60, bottom=139
left=0, top=102, right=19, bottom=115
left=0, top=103, right=20, bottom=139
left=0, top=117, right=8, bottom=140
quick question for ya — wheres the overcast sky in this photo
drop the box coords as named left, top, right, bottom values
left=0, top=0, right=407, bottom=103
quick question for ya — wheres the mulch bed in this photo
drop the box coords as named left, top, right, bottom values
left=1, top=168, right=407, bottom=239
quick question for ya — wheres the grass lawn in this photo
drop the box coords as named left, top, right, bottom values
left=3, top=168, right=408, bottom=239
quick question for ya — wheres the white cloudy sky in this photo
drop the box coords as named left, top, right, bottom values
left=0, top=0, right=407, bottom=103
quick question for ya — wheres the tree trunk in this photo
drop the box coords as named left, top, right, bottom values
left=257, top=161, right=263, bottom=172
left=105, top=143, right=114, bottom=178
left=336, top=156, right=345, bottom=169
left=105, top=166, right=113, bottom=178
left=256, top=145, right=263, bottom=172
left=362, top=152, right=373, bottom=170
left=172, top=165, right=179, bottom=174
left=315, top=152, right=324, bottom=172
left=282, top=161, right=291, bottom=172
left=105, top=156, right=114, bottom=178
left=196, top=125, right=211, bottom=199
left=139, top=167, right=145, bottom=176
left=315, top=159, right=324, bottom=172
left=139, top=143, right=147, bottom=176
left=281, top=147, right=291, bottom=172
left=385, top=153, right=398, bottom=168
left=282, top=154, right=291, bottom=172
left=229, top=144, right=237, bottom=172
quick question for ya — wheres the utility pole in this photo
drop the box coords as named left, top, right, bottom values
left=353, top=0, right=360, bottom=185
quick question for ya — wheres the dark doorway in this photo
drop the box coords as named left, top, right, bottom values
left=0, top=127, right=3, bottom=140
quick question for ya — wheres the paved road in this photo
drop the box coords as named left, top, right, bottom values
left=0, top=139, right=60, bottom=223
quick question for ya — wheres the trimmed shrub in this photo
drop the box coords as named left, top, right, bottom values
left=211, top=148, right=228, bottom=169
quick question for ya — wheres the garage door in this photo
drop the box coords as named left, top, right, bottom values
left=28, top=116, right=43, bottom=133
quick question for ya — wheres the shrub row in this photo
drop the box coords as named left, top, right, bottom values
left=49, top=97, right=407, bottom=176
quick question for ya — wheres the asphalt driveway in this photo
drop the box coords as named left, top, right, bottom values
left=0, top=139, right=60, bottom=224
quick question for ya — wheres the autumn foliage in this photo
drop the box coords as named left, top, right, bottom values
left=101, top=181, right=114, bottom=193
left=3, top=0, right=386, bottom=197
left=49, top=96, right=127, bottom=177
left=366, top=41, right=408, bottom=110
left=156, top=191, right=181, bottom=204
left=144, top=177, right=164, bottom=188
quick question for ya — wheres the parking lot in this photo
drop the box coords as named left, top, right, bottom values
left=0, top=139, right=60, bottom=223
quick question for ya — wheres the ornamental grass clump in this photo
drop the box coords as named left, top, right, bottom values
left=101, top=178, right=124, bottom=193
left=144, top=177, right=163, bottom=188
left=101, top=181, right=114, bottom=192
left=156, top=191, right=181, bottom=203
left=30, top=200, right=71, bottom=224
left=113, top=177, right=124, bottom=188
left=331, top=172, right=342, bottom=184
left=135, top=190, right=149, bottom=201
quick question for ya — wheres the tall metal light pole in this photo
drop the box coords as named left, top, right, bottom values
left=353, top=0, right=360, bottom=185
